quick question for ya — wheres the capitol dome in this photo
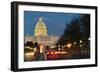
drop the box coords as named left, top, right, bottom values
left=34, top=16, right=48, bottom=36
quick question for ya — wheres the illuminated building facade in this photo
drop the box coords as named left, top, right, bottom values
left=25, top=16, right=59, bottom=46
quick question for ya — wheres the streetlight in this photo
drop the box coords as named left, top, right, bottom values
left=66, top=43, right=72, bottom=48
left=59, top=47, right=61, bottom=51
left=74, top=42, right=76, bottom=45
left=58, top=45, right=60, bottom=47
left=80, top=40, right=82, bottom=43
left=80, top=44, right=82, bottom=47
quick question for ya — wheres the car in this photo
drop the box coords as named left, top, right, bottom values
left=46, top=50, right=68, bottom=60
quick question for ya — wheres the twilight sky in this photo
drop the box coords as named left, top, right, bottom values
left=24, top=11, right=80, bottom=36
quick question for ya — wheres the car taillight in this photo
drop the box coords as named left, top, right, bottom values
left=51, top=52, right=54, bottom=54
left=47, top=52, right=50, bottom=54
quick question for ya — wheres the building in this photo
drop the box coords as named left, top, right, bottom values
left=34, top=16, right=48, bottom=36
left=25, top=16, right=59, bottom=47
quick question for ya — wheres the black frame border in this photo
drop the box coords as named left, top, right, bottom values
left=11, top=1, right=98, bottom=72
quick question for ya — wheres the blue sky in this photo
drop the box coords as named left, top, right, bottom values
left=24, top=11, right=80, bottom=36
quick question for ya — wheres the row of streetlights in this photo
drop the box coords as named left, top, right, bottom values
left=51, top=38, right=90, bottom=50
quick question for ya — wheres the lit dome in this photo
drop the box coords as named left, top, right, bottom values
left=34, top=16, right=48, bottom=36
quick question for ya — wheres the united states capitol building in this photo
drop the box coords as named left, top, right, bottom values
left=25, top=16, right=60, bottom=47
